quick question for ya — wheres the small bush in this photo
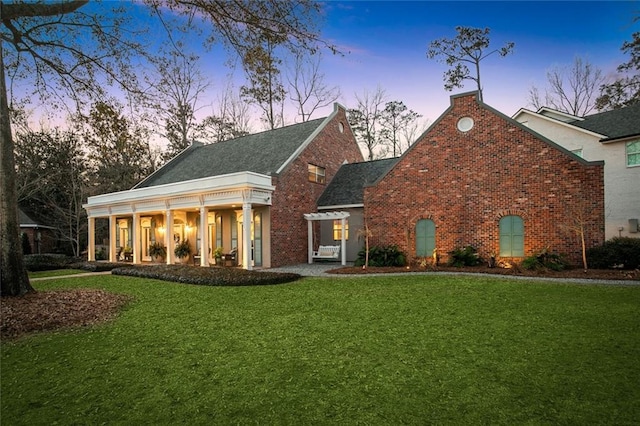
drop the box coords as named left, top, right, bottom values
left=448, top=246, right=482, bottom=267
left=587, top=237, right=640, bottom=270
left=112, top=265, right=301, bottom=286
left=354, top=245, right=407, bottom=267
left=70, top=261, right=123, bottom=272
left=521, top=248, right=569, bottom=271
left=95, top=248, right=108, bottom=261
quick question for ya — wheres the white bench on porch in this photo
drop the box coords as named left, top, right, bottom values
left=312, top=245, right=341, bottom=261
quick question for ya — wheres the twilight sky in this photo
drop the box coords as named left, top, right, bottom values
left=314, top=1, right=636, bottom=123
left=12, top=1, right=638, bottom=135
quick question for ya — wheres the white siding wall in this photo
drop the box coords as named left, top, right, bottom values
left=516, top=112, right=640, bottom=240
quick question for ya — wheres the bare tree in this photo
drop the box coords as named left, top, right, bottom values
left=347, top=87, right=387, bottom=160
left=529, top=56, right=604, bottom=116
left=287, top=51, right=340, bottom=122
left=357, top=221, right=373, bottom=269
left=401, top=117, right=430, bottom=154
left=147, top=49, right=210, bottom=160
left=196, top=83, right=253, bottom=143
left=241, top=37, right=287, bottom=129
left=379, top=101, right=422, bottom=157
left=427, top=26, right=514, bottom=101
left=559, top=197, right=601, bottom=271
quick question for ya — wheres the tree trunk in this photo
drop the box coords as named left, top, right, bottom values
left=0, top=40, right=34, bottom=296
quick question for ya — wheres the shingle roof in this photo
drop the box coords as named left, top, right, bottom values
left=18, top=208, right=38, bottom=226
left=569, top=103, right=640, bottom=140
left=136, top=117, right=327, bottom=188
left=317, top=158, right=399, bottom=207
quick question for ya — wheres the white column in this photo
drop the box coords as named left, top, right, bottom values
left=307, top=219, right=314, bottom=264
left=165, top=209, right=173, bottom=265
left=242, top=202, right=252, bottom=270
left=341, top=217, right=347, bottom=266
left=132, top=213, right=140, bottom=264
left=109, top=215, right=116, bottom=262
left=87, top=217, right=95, bottom=261
left=200, top=206, right=209, bottom=266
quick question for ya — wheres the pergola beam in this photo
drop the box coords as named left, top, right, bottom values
left=304, top=211, right=350, bottom=266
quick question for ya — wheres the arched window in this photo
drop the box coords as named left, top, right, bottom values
left=499, top=215, right=524, bottom=257
left=415, top=219, right=436, bottom=257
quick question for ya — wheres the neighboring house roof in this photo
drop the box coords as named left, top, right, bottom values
left=568, top=103, right=640, bottom=142
left=135, top=117, right=327, bottom=189
left=317, top=158, right=399, bottom=208
left=18, top=208, right=54, bottom=229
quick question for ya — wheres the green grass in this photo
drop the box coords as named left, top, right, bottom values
left=27, top=269, right=86, bottom=279
left=2, top=275, right=640, bottom=424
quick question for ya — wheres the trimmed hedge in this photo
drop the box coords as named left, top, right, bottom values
left=587, top=237, right=640, bottom=270
left=23, top=254, right=78, bottom=272
left=112, top=265, right=301, bottom=286
left=71, top=262, right=124, bottom=272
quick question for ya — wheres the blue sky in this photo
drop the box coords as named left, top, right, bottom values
left=314, top=1, right=637, bottom=122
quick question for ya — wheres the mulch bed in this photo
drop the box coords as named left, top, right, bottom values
left=1, top=289, right=131, bottom=340
left=328, top=265, right=640, bottom=281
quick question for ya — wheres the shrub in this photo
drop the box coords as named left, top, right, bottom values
left=587, top=237, right=640, bottom=270
left=23, top=254, right=77, bottom=272
left=354, top=245, right=406, bottom=267
left=70, top=261, right=123, bottom=272
left=521, top=248, right=569, bottom=271
left=112, top=265, right=301, bottom=286
left=21, top=233, right=32, bottom=255
left=448, top=246, right=482, bottom=267
left=95, top=247, right=108, bottom=261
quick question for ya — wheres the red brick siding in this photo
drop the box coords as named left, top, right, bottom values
left=270, top=107, right=364, bottom=266
left=364, top=93, right=605, bottom=266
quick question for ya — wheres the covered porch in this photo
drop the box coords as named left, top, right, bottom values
left=84, top=172, right=273, bottom=270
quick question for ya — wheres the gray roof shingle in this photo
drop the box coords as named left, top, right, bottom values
left=317, top=158, right=399, bottom=207
left=569, top=103, right=640, bottom=140
left=136, top=117, right=326, bottom=188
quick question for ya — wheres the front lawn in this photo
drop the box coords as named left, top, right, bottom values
left=2, top=275, right=639, bottom=424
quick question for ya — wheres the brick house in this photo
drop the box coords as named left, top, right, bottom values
left=19, top=208, right=57, bottom=254
left=84, top=104, right=363, bottom=268
left=363, top=92, right=605, bottom=265
left=85, top=93, right=607, bottom=269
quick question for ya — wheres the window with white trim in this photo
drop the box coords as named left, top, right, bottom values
left=333, top=219, right=349, bottom=240
left=308, top=164, right=326, bottom=183
left=627, top=141, right=640, bottom=166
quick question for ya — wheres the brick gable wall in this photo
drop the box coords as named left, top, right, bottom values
left=364, top=92, right=605, bottom=266
left=270, top=107, right=364, bottom=266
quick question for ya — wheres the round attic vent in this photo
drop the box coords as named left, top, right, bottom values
left=457, top=117, right=474, bottom=132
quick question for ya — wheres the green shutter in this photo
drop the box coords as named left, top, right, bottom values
left=416, top=219, right=435, bottom=257
left=499, top=216, right=524, bottom=257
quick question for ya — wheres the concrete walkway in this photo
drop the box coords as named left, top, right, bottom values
left=30, top=264, right=638, bottom=286
left=30, top=271, right=112, bottom=281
